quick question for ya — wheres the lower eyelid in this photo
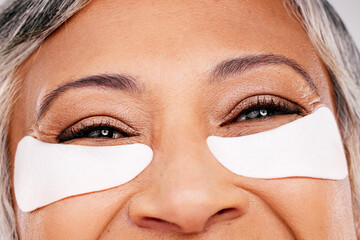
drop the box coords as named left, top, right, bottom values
left=224, top=114, right=302, bottom=137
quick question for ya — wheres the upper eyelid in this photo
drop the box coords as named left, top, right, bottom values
left=36, top=74, right=141, bottom=123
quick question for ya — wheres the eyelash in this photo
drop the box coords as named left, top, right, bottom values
left=223, top=95, right=303, bottom=125
left=57, top=95, right=302, bottom=142
left=57, top=120, right=137, bottom=143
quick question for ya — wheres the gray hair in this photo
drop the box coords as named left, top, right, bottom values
left=285, top=0, right=360, bottom=235
left=0, top=1, right=91, bottom=239
left=0, top=0, right=359, bottom=239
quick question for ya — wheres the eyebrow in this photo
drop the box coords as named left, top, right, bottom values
left=210, top=54, right=316, bottom=90
left=37, top=54, right=314, bottom=121
left=37, top=74, right=139, bottom=121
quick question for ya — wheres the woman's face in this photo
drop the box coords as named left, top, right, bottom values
left=9, top=0, right=357, bottom=239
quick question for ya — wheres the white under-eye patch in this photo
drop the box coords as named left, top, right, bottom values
left=207, top=107, right=348, bottom=180
left=14, top=137, right=153, bottom=212
left=14, top=107, right=347, bottom=212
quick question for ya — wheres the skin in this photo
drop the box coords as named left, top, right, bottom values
left=9, top=0, right=357, bottom=239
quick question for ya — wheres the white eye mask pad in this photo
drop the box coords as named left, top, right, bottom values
left=14, top=138, right=152, bottom=212
left=207, top=107, right=348, bottom=180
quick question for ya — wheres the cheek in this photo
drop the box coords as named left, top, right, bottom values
left=205, top=104, right=353, bottom=237
left=239, top=177, right=353, bottom=237
left=16, top=186, right=134, bottom=240
left=13, top=138, right=153, bottom=238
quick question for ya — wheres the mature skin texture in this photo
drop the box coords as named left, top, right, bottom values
left=9, top=0, right=357, bottom=239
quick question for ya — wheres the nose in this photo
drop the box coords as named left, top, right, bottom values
left=129, top=143, right=249, bottom=234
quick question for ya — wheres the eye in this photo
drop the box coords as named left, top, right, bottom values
left=57, top=116, right=138, bottom=143
left=237, top=109, right=269, bottom=121
left=79, top=126, right=128, bottom=139
left=223, top=95, right=304, bottom=125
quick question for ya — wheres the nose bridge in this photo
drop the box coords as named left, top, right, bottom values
left=152, top=111, right=218, bottom=199
left=129, top=113, right=249, bottom=233
left=155, top=136, right=218, bottom=197
left=153, top=105, right=213, bottom=186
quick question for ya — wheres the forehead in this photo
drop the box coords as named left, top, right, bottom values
left=19, top=0, right=326, bottom=87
